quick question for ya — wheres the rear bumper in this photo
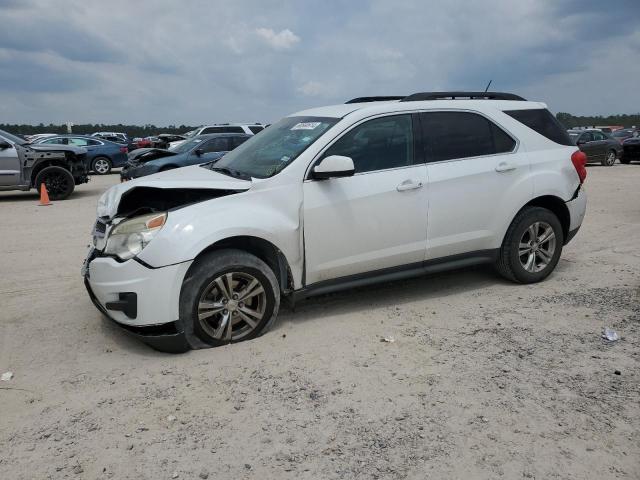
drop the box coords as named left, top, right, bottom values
left=565, top=187, right=587, bottom=244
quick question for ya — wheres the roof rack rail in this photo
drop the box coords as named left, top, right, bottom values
left=345, top=96, right=405, bottom=104
left=401, top=91, right=526, bottom=102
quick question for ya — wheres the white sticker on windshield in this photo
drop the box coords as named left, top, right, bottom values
left=291, top=122, right=321, bottom=130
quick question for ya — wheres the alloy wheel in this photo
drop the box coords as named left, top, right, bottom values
left=197, top=272, right=267, bottom=341
left=606, top=151, right=616, bottom=166
left=93, top=158, right=110, bottom=174
left=518, top=221, right=556, bottom=273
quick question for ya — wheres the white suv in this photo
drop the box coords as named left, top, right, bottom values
left=83, top=92, right=587, bottom=352
left=169, top=124, right=266, bottom=150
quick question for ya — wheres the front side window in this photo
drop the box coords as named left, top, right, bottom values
left=420, top=112, right=515, bottom=162
left=323, top=114, right=414, bottom=173
left=212, top=116, right=338, bottom=178
left=202, top=138, right=228, bottom=153
left=43, top=137, right=67, bottom=145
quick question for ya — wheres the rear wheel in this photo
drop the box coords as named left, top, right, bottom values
left=496, top=206, right=564, bottom=283
left=180, top=249, right=280, bottom=347
left=602, top=150, right=617, bottom=166
left=91, top=157, right=112, bottom=175
left=34, top=166, right=75, bottom=200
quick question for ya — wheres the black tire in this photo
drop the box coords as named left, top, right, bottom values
left=34, top=166, right=75, bottom=200
left=496, top=206, right=564, bottom=284
left=179, top=249, right=280, bottom=347
left=602, top=150, right=617, bottom=167
left=91, top=156, right=112, bottom=175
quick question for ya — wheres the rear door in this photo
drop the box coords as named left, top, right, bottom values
left=577, top=132, right=598, bottom=161
left=420, top=110, right=531, bottom=260
left=303, top=113, right=428, bottom=284
left=590, top=131, right=609, bottom=160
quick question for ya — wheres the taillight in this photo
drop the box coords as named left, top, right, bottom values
left=120, top=146, right=128, bottom=153
left=571, top=150, right=587, bottom=184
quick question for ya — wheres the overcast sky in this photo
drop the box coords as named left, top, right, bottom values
left=0, top=0, right=638, bottom=126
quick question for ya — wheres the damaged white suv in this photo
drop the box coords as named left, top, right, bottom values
left=83, top=92, right=587, bottom=352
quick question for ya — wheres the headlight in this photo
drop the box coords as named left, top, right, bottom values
left=104, top=212, right=167, bottom=260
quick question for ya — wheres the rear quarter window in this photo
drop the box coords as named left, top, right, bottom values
left=504, top=109, right=574, bottom=146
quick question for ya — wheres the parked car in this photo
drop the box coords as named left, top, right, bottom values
left=169, top=124, right=265, bottom=150
left=620, top=136, right=640, bottom=164
left=93, top=132, right=136, bottom=151
left=567, top=129, right=622, bottom=166
left=25, top=133, right=58, bottom=142
left=121, top=133, right=249, bottom=180
left=0, top=128, right=89, bottom=199
left=92, top=132, right=128, bottom=142
left=84, top=91, right=587, bottom=352
left=611, top=128, right=638, bottom=144
left=36, top=135, right=128, bottom=175
left=154, top=134, right=186, bottom=150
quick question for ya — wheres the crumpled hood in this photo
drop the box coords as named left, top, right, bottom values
left=127, top=147, right=176, bottom=163
left=97, top=164, right=252, bottom=218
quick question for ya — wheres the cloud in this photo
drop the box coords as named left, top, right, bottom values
left=255, top=28, right=300, bottom=50
left=0, top=0, right=638, bottom=125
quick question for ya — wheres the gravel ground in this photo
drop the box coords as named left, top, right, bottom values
left=1, top=166, right=638, bottom=479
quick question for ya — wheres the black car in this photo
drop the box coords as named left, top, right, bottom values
left=121, top=133, right=250, bottom=180
left=621, top=136, right=640, bottom=164
left=567, top=129, right=622, bottom=166
left=611, top=128, right=638, bottom=144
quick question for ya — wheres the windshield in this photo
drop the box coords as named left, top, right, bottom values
left=172, top=137, right=205, bottom=154
left=183, top=129, right=199, bottom=139
left=212, top=116, right=338, bottom=178
left=0, top=128, right=26, bottom=145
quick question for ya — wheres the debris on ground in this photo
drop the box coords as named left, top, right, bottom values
left=380, top=336, right=395, bottom=343
left=602, top=327, right=619, bottom=342
left=1, top=372, right=13, bottom=381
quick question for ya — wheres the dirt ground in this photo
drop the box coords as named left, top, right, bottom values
left=1, top=166, right=638, bottom=480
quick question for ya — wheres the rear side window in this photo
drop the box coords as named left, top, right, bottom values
left=230, top=136, right=248, bottom=149
left=248, top=126, right=264, bottom=134
left=504, top=109, right=574, bottom=146
left=419, top=112, right=516, bottom=162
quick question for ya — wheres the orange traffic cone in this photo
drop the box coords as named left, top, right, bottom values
left=38, top=183, right=52, bottom=206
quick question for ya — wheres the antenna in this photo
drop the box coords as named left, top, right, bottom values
left=484, top=80, right=492, bottom=92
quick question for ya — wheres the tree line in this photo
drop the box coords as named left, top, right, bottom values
left=556, top=113, right=640, bottom=129
left=0, top=123, right=199, bottom=138
left=2, top=113, right=639, bottom=138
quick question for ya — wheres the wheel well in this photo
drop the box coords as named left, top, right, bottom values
left=194, top=236, right=293, bottom=293
left=30, top=160, right=71, bottom=187
left=523, top=195, right=570, bottom=241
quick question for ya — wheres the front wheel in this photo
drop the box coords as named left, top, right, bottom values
left=34, top=166, right=75, bottom=200
left=602, top=150, right=617, bottom=166
left=180, top=249, right=280, bottom=347
left=91, top=157, right=112, bottom=175
left=496, top=206, right=564, bottom=283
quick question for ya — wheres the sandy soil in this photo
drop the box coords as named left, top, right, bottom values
left=0, top=166, right=638, bottom=479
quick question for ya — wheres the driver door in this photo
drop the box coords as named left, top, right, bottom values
left=0, top=138, right=20, bottom=186
left=303, top=114, right=428, bottom=284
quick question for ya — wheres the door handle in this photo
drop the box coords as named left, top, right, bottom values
left=396, top=179, right=423, bottom=191
left=495, top=161, right=517, bottom=172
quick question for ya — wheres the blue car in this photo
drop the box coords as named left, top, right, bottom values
left=35, top=135, right=128, bottom=175
left=120, top=133, right=250, bottom=180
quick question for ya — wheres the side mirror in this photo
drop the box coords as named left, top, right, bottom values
left=195, top=148, right=204, bottom=157
left=312, top=155, right=355, bottom=180
left=0, top=140, right=11, bottom=150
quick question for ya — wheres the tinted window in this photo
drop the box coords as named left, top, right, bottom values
left=202, top=138, right=228, bottom=153
left=323, top=114, right=414, bottom=173
left=248, top=126, right=264, bottom=134
left=230, top=136, right=249, bottom=149
left=420, top=112, right=515, bottom=162
left=579, top=132, right=594, bottom=143
left=504, top=109, right=574, bottom=146
left=87, top=139, right=102, bottom=146
left=201, top=126, right=245, bottom=134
